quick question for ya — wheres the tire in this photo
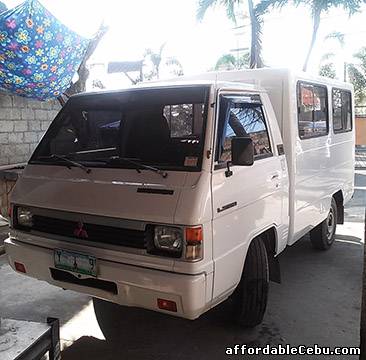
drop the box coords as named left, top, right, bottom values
left=232, top=237, right=269, bottom=328
left=310, top=198, right=337, bottom=250
left=93, top=297, right=124, bottom=342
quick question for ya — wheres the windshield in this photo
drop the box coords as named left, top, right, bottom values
left=30, top=86, right=209, bottom=171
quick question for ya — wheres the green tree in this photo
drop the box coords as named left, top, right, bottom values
left=324, top=31, right=349, bottom=80
left=319, top=63, right=336, bottom=78
left=215, top=51, right=250, bottom=70
left=165, top=57, right=184, bottom=76
left=255, top=0, right=362, bottom=72
left=325, top=31, right=345, bottom=48
left=318, top=52, right=336, bottom=78
left=347, top=48, right=366, bottom=105
left=197, top=0, right=264, bottom=68
left=143, top=44, right=184, bottom=80
left=144, top=43, right=166, bottom=80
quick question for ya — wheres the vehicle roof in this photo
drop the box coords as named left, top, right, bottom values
left=70, top=67, right=353, bottom=101
left=70, top=79, right=263, bottom=100
left=182, top=68, right=354, bottom=92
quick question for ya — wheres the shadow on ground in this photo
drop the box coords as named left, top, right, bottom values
left=62, top=233, right=362, bottom=360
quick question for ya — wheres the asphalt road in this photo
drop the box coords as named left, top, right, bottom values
left=0, top=171, right=365, bottom=359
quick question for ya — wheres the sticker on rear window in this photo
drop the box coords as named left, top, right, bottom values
left=184, top=156, right=198, bottom=167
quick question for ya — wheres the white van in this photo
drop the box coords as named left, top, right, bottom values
left=5, top=69, right=354, bottom=333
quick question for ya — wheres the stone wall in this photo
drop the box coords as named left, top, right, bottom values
left=0, top=92, right=61, bottom=166
left=0, top=169, right=20, bottom=218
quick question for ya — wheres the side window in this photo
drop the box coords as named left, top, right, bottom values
left=217, top=95, right=272, bottom=163
left=332, top=89, right=352, bottom=133
left=297, top=82, right=329, bottom=139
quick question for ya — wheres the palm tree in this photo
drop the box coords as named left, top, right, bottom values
left=215, top=51, right=250, bottom=70
left=142, top=42, right=183, bottom=80
left=324, top=31, right=348, bottom=80
left=165, top=57, right=184, bottom=76
left=144, top=43, right=167, bottom=79
left=255, top=0, right=362, bottom=72
left=197, top=0, right=264, bottom=68
left=318, top=52, right=336, bottom=79
left=347, top=48, right=366, bottom=105
left=143, top=44, right=184, bottom=80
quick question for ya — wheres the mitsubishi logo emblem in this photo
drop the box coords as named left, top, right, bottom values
left=73, top=221, right=88, bottom=239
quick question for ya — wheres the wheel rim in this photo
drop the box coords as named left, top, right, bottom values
left=326, top=208, right=335, bottom=242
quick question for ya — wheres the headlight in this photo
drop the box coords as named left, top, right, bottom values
left=154, top=226, right=183, bottom=254
left=17, top=207, right=34, bottom=227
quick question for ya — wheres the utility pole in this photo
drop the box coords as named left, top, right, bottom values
left=344, top=62, right=347, bottom=82
left=360, top=209, right=366, bottom=359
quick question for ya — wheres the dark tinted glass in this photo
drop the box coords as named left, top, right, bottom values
left=31, top=87, right=208, bottom=171
left=333, top=89, right=352, bottom=133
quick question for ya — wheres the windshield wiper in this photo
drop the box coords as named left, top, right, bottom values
left=38, top=154, right=91, bottom=174
left=107, top=156, right=168, bottom=178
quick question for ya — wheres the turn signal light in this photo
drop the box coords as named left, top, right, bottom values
left=157, top=298, right=177, bottom=312
left=14, top=261, right=26, bottom=273
left=186, top=226, right=203, bottom=242
left=185, top=226, right=203, bottom=261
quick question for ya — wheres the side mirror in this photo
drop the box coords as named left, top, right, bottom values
left=231, top=137, right=254, bottom=166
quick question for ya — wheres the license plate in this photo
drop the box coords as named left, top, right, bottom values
left=54, top=249, right=97, bottom=277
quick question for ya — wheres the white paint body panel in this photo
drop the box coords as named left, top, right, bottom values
left=182, top=69, right=355, bottom=243
left=6, top=70, right=354, bottom=320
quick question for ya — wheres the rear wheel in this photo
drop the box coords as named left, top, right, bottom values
left=232, top=237, right=269, bottom=328
left=310, top=198, right=337, bottom=250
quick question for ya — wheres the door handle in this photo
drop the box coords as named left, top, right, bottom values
left=270, top=174, right=279, bottom=180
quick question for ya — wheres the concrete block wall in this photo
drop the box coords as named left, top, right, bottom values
left=0, top=93, right=61, bottom=166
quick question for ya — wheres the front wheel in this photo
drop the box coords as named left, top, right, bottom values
left=93, top=297, right=124, bottom=342
left=231, top=237, right=269, bottom=328
left=310, top=198, right=337, bottom=250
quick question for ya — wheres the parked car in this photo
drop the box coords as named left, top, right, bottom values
left=5, top=69, right=354, bottom=335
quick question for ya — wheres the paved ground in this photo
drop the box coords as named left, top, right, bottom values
left=356, top=148, right=366, bottom=169
left=0, top=172, right=365, bottom=359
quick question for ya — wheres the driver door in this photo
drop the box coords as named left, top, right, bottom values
left=211, top=91, right=284, bottom=298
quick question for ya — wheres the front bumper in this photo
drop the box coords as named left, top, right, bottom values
left=5, top=237, right=212, bottom=319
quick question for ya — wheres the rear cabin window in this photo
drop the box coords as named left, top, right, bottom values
left=216, top=95, right=272, bottom=164
left=163, top=103, right=204, bottom=138
left=332, top=89, right=352, bottom=133
left=297, top=82, right=329, bottom=139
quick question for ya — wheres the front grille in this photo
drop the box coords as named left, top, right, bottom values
left=30, top=214, right=148, bottom=249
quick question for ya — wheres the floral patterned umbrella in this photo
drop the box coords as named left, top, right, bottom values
left=0, top=0, right=89, bottom=100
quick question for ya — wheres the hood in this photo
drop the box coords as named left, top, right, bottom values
left=11, top=164, right=201, bottom=224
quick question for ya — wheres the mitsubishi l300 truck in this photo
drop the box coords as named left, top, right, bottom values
left=4, top=69, right=354, bottom=335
